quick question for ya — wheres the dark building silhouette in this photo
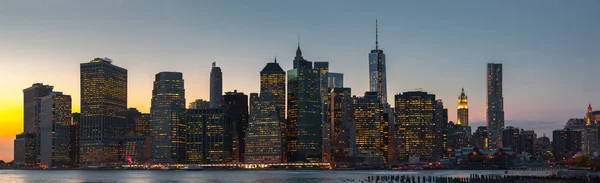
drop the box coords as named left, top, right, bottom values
left=519, top=130, right=536, bottom=155
left=69, top=113, right=80, bottom=167
left=286, top=44, right=322, bottom=163
left=150, top=72, right=186, bottom=164
left=22, top=83, right=53, bottom=165
left=502, top=126, right=520, bottom=150
left=14, top=132, right=37, bottom=167
left=186, top=108, right=234, bottom=164
left=80, top=58, right=127, bottom=166
left=552, top=128, right=582, bottom=161
left=210, top=62, right=223, bottom=108
left=40, top=92, right=72, bottom=167
left=329, top=88, right=353, bottom=162
left=487, top=63, right=504, bottom=150
left=222, top=90, right=248, bottom=163
left=188, top=99, right=210, bottom=109
left=435, top=100, right=448, bottom=158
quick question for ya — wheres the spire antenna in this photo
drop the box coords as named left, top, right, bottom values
left=274, top=56, right=277, bottom=63
left=376, top=19, right=379, bottom=51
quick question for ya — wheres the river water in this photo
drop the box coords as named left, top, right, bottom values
left=0, top=169, right=555, bottom=183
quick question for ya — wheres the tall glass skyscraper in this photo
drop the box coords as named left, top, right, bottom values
left=327, top=72, right=344, bottom=88
left=259, top=58, right=286, bottom=154
left=150, top=72, right=186, bottom=164
left=369, top=21, right=387, bottom=104
left=210, top=62, right=223, bottom=108
left=486, top=63, right=504, bottom=150
left=286, top=45, right=322, bottom=163
left=328, top=88, right=353, bottom=162
left=80, top=58, right=127, bottom=166
left=245, top=91, right=282, bottom=163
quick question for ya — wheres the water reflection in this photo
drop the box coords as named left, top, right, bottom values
left=0, top=170, right=554, bottom=183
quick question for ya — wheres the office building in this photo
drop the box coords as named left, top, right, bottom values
left=40, top=92, right=72, bottom=167
left=582, top=104, right=598, bottom=155
left=23, top=83, right=54, bottom=165
left=329, top=88, right=353, bottom=162
left=394, top=91, right=439, bottom=161
left=487, top=63, right=504, bottom=149
left=222, top=90, right=248, bottom=163
left=150, top=72, right=186, bottom=164
left=186, top=108, right=234, bottom=164
left=210, top=62, right=223, bottom=108
left=552, top=129, right=582, bottom=161
left=314, top=61, right=330, bottom=162
left=502, top=126, right=520, bottom=150
left=286, top=44, right=322, bottom=162
left=369, top=20, right=387, bottom=104
left=446, top=122, right=471, bottom=157
left=245, top=91, right=282, bottom=163
left=80, top=58, right=127, bottom=165
left=353, top=92, right=387, bottom=162
left=122, top=136, right=151, bottom=164
left=519, top=130, right=536, bottom=155
left=435, top=100, right=448, bottom=158
left=14, top=133, right=37, bottom=167
left=457, top=88, right=469, bottom=126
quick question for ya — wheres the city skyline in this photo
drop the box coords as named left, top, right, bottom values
left=1, top=0, right=600, bottom=161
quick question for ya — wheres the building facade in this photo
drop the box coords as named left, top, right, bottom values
left=22, top=83, right=54, bottom=165
left=150, top=72, right=186, bottom=164
left=582, top=104, right=598, bottom=155
left=329, top=88, right=353, bottom=162
left=353, top=92, right=387, bottom=162
left=40, top=92, right=72, bottom=167
left=70, top=113, right=80, bottom=167
left=222, top=90, right=249, bottom=163
left=14, top=133, right=37, bottom=167
left=186, top=108, right=234, bottom=164
left=210, top=62, right=223, bottom=108
left=394, top=91, right=439, bottom=162
left=80, top=58, right=127, bottom=165
left=188, top=99, right=210, bottom=109
left=552, top=129, right=582, bottom=161
left=259, top=59, right=286, bottom=153
left=457, top=88, right=469, bottom=126
left=245, top=91, right=282, bottom=163
left=519, top=130, right=536, bottom=155
left=314, top=61, right=330, bottom=162
left=486, top=63, right=504, bottom=150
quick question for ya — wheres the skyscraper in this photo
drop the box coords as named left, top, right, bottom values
left=552, top=128, right=582, bottom=161
left=249, top=93, right=259, bottom=118
left=435, top=100, right=448, bottom=159
left=186, top=108, right=234, bottom=164
left=80, top=58, right=127, bottom=165
left=327, top=72, right=344, bottom=88
left=353, top=92, right=387, bottom=162
left=245, top=91, right=282, bottom=164
left=286, top=44, right=322, bottom=163
left=457, top=88, right=469, bottom=126
left=329, top=88, right=353, bottom=162
left=14, top=133, right=36, bottom=167
left=259, top=58, right=286, bottom=153
left=150, top=72, right=186, bottom=164
left=40, top=92, right=71, bottom=167
left=487, top=63, right=504, bottom=150
left=222, top=90, right=249, bottom=163
left=314, top=61, right=330, bottom=162
left=519, top=130, right=536, bottom=155
left=210, top=62, right=223, bottom=108
left=22, top=83, right=53, bottom=165
left=369, top=20, right=387, bottom=104
left=394, top=91, right=439, bottom=161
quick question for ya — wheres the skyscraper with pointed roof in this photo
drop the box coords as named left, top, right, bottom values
left=457, top=88, right=469, bottom=126
left=260, top=57, right=286, bottom=162
left=286, top=44, right=322, bottom=162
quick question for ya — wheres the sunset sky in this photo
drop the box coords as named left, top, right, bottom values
left=1, top=0, right=599, bottom=161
